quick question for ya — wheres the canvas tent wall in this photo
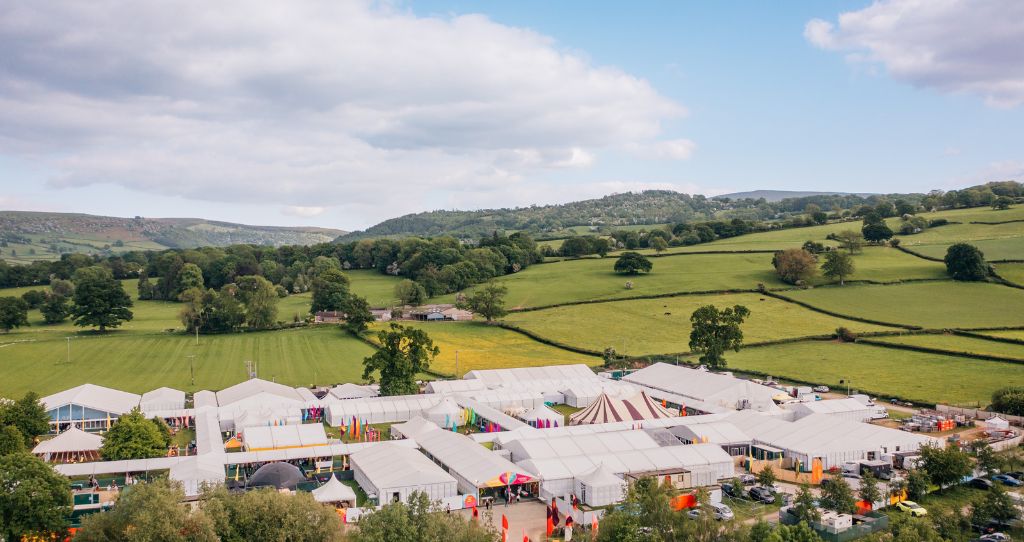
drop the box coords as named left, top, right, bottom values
left=500, top=430, right=664, bottom=463
left=169, top=455, right=225, bottom=497
left=669, top=422, right=752, bottom=456
left=455, top=398, right=529, bottom=431
left=326, top=394, right=441, bottom=426
left=425, top=397, right=465, bottom=428
left=391, top=416, right=441, bottom=440
left=232, top=406, right=302, bottom=431
left=242, top=424, right=328, bottom=451
left=464, top=364, right=597, bottom=388
left=521, top=404, right=565, bottom=428
left=573, top=464, right=626, bottom=507
left=467, top=389, right=545, bottom=411
left=789, top=398, right=875, bottom=423
left=329, top=383, right=378, bottom=400
left=312, top=474, right=358, bottom=507
left=624, top=363, right=781, bottom=413
left=424, top=380, right=487, bottom=395
left=351, top=443, right=458, bottom=504
left=140, top=387, right=186, bottom=413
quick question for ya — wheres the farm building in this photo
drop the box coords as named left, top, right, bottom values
left=241, top=424, right=328, bottom=451
left=568, top=391, right=675, bottom=425
left=313, top=311, right=344, bottom=323
left=42, top=383, right=142, bottom=432
left=408, top=304, right=473, bottom=321
left=624, top=363, right=781, bottom=413
left=32, top=427, right=103, bottom=462
left=311, top=474, right=358, bottom=507
left=350, top=443, right=459, bottom=504
left=368, top=308, right=393, bottom=322
left=328, top=383, right=379, bottom=400
left=788, top=398, right=877, bottom=423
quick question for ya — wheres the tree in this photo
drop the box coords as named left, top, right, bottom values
left=70, top=265, right=134, bottom=331
left=919, top=444, right=972, bottom=490
left=973, top=442, right=1000, bottom=477
left=992, top=196, right=1013, bottom=210
left=363, top=323, right=439, bottom=395
left=235, top=275, right=278, bottom=328
left=0, top=453, right=72, bottom=541
left=688, top=304, right=751, bottom=369
left=772, top=522, right=824, bottom=542
left=613, top=251, right=653, bottom=274
left=862, top=222, right=894, bottom=244
left=991, top=386, right=1024, bottom=415
left=820, top=477, right=857, bottom=514
left=821, top=251, right=855, bottom=285
left=342, top=295, right=374, bottom=334
left=76, top=479, right=217, bottom=542
left=650, top=236, right=669, bottom=255
left=0, top=391, right=50, bottom=446
left=395, top=279, right=428, bottom=306
left=176, top=263, right=205, bottom=298
left=100, top=409, right=168, bottom=460
left=757, top=465, right=777, bottom=488
left=0, top=426, right=26, bottom=456
left=859, top=469, right=881, bottom=509
left=970, top=484, right=1020, bottom=527
left=835, top=230, right=863, bottom=254
left=772, top=249, right=817, bottom=285
left=310, top=268, right=351, bottom=313
left=40, top=292, right=70, bottom=324
left=906, top=470, right=930, bottom=501
left=21, top=289, right=45, bottom=309
left=137, top=270, right=155, bottom=300
left=350, top=491, right=495, bottom=542
left=944, top=243, right=987, bottom=281
left=790, top=485, right=821, bottom=525
left=203, top=486, right=343, bottom=542
left=598, top=478, right=685, bottom=542
left=0, top=296, right=29, bottom=332
left=460, top=282, right=507, bottom=322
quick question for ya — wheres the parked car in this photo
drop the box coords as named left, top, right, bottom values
left=968, top=478, right=994, bottom=490
left=978, top=533, right=1012, bottom=542
left=709, top=502, right=734, bottom=521
left=895, top=501, right=928, bottom=517
left=813, top=385, right=829, bottom=393
left=739, top=474, right=756, bottom=485
left=993, top=474, right=1022, bottom=487
left=748, top=487, right=775, bottom=504
left=722, top=482, right=742, bottom=498
left=1004, top=471, right=1024, bottom=481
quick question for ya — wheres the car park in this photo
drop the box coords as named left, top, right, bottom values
left=968, top=478, right=994, bottom=490
left=895, top=501, right=928, bottom=517
left=748, top=486, right=775, bottom=504
left=993, top=474, right=1022, bottom=487
left=1004, top=471, right=1023, bottom=481
left=709, top=502, right=734, bottom=521
left=977, top=533, right=1011, bottom=542
left=739, top=474, right=756, bottom=485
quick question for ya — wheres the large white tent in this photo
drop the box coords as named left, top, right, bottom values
left=561, top=381, right=637, bottom=408
left=573, top=464, right=626, bottom=507
left=312, top=474, right=358, bottom=507
left=414, top=426, right=536, bottom=496
left=624, top=363, right=781, bottom=413
left=467, top=389, right=545, bottom=411
left=789, top=398, right=876, bottom=423
left=424, top=380, right=487, bottom=394
left=233, top=407, right=302, bottom=431
left=42, top=384, right=141, bottom=432
left=521, top=404, right=565, bottom=428
left=140, top=387, right=186, bottom=413
left=326, top=394, right=441, bottom=426
left=242, top=424, right=328, bottom=451
left=351, top=443, right=458, bottom=504
left=329, top=383, right=378, bottom=400
left=500, top=430, right=663, bottom=463
left=424, top=397, right=464, bottom=428
left=169, top=455, right=226, bottom=497
left=216, top=378, right=308, bottom=407
left=32, top=427, right=103, bottom=462
left=669, top=422, right=751, bottom=456
left=391, top=416, right=441, bottom=439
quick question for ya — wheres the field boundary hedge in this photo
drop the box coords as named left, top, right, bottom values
left=952, top=329, right=1024, bottom=346
left=893, top=245, right=945, bottom=262
left=507, top=288, right=761, bottom=313
left=856, top=337, right=1024, bottom=365
left=970, top=219, right=1024, bottom=225
left=759, top=291, right=918, bottom=330
left=492, top=322, right=605, bottom=358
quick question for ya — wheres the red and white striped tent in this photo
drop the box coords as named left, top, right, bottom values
left=568, top=391, right=675, bottom=425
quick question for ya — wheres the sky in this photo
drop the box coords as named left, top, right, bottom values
left=0, top=0, right=1022, bottom=231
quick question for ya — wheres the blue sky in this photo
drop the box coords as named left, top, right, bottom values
left=0, top=1, right=1021, bottom=229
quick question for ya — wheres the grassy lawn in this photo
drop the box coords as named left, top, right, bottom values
left=504, top=293, right=895, bottom=356
left=784, top=282, right=1024, bottom=329
left=995, top=263, right=1024, bottom=286
left=367, top=321, right=599, bottom=376
left=550, top=404, right=583, bottom=417
left=0, top=325, right=375, bottom=397
left=712, top=340, right=1024, bottom=405
left=871, top=333, right=1024, bottom=359
left=346, top=269, right=403, bottom=307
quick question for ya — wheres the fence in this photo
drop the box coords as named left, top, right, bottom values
left=935, top=405, right=1024, bottom=426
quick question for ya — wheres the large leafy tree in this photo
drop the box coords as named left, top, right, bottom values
left=363, top=323, right=439, bottom=395
left=70, top=265, right=134, bottom=331
left=790, top=485, right=821, bottom=525
left=459, top=281, right=508, bottom=322
left=970, top=484, right=1020, bottom=527
left=235, top=275, right=278, bottom=328
left=820, top=477, right=857, bottom=514
left=100, top=409, right=168, bottom=460
left=0, top=453, right=72, bottom=541
left=688, top=304, right=751, bottom=369
left=772, top=249, right=817, bottom=285
left=944, top=243, right=987, bottom=281
left=919, top=444, right=972, bottom=490
left=834, top=230, right=863, bottom=254
left=176, top=263, right=205, bottom=298
left=613, top=251, right=653, bottom=275
left=0, top=296, right=29, bottom=332
left=40, top=291, right=70, bottom=324
left=0, top=426, right=26, bottom=456
left=859, top=469, right=882, bottom=508
left=991, top=386, right=1024, bottom=415
left=861, top=222, right=894, bottom=244
left=394, top=279, right=428, bottom=306
left=350, top=491, right=496, bottom=542
left=342, top=294, right=374, bottom=334
left=821, top=251, right=855, bottom=285
left=76, top=480, right=217, bottom=542
left=204, top=486, right=343, bottom=542
left=0, top=391, right=50, bottom=446
left=310, top=268, right=351, bottom=314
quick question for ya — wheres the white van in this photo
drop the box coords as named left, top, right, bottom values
left=709, top=502, right=734, bottom=521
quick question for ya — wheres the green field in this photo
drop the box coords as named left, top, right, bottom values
left=367, top=321, right=598, bottom=377
left=975, top=330, right=1024, bottom=341
left=784, top=281, right=1024, bottom=329
left=716, top=340, right=1024, bottom=405
left=0, top=326, right=375, bottom=397
left=345, top=269, right=402, bottom=307
left=504, top=292, right=895, bottom=356
left=892, top=206, right=1024, bottom=261
left=870, top=333, right=1024, bottom=359
left=995, top=263, right=1024, bottom=285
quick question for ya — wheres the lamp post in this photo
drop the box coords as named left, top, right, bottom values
left=65, top=336, right=71, bottom=364
left=187, top=355, right=196, bottom=386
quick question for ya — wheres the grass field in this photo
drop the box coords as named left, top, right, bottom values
left=870, top=333, right=1024, bottom=359
left=504, top=292, right=895, bottom=356
left=974, top=330, right=1024, bottom=341
left=0, top=325, right=376, bottom=397
left=345, top=269, right=402, bottom=307
left=995, top=263, right=1024, bottom=285
left=784, top=281, right=1024, bottom=329
left=715, top=340, right=1024, bottom=405
left=892, top=206, right=1024, bottom=261
left=366, top=321, right=598, bottom=377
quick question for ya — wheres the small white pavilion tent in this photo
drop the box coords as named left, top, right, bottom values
left=351, top=443, right=458, bottom=504
left=312, top=474, right=358, bottom=507
left=169, top=455, right=226, bottom=497
left=573, top=464, right=626, bottom=507
left=329, top=383, right=379, bottom=400
left=193, top=390, right=218, bottom=409
left=561, top=381, right=637, bottom=408
left=424, top=397, right=464, bottom=428
left=521, top=404, right=565, bottom=428
left=233, top=406, right=302, bottom=431
left=986, top=416, right=1010, bottom=431
left=326, top=394, right=441, bottom=426
left=32, top=427, right=103, bottom=462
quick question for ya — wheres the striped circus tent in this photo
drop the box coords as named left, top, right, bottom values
left=569, top=391, right=675, bottom=426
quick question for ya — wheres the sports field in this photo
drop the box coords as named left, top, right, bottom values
left=503, top=293, right=895, bottom=356
left=716, top=340, right=1024, bottom=406
left=367, top=321, right=598, bottom=377
left=870, top=333, right=1024, bottom=359
left=784, top=282, right=1024, bottom=329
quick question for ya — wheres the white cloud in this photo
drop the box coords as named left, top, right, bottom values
left=805, top=0, right=1024, bottom=107
left=0, top=1, right=689, bottom=225
left=282, top=206, right=327, bottom=218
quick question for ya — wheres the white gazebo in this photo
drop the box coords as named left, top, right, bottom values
left=312, top=474, right=358, bottom=507
left=424, top=397, right=463, bottom=429
left=985, top=416, right=1010, bottom=431
left=32, top=426, right=103, bottom=463
left=573, top=464, right=626, bottom=507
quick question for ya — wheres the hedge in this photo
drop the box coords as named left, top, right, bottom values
left=969, top=219, right=1024, bottom=225
left=952, top=329, right=1024, bottom=346
left=508, top=288, right=761, bottom=313
left=893, top=245, right=945, bottom=262
left=856, top=338, right=1024, bottom=365
left=492, top=321, right=605, bottom=357
left=760, top=291, right=920, bottom=330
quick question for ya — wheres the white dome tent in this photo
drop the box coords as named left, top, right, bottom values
left=573, top=463, right=626, bottom=507
left=424, top=397, right=464, bottom=429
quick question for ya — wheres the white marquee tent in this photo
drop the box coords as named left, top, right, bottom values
left=242, top=424, right=328, bottom=451
left=169, top=455, right=226, bottom=497
left=573, top=464, right=626, bottom=507
left=624, top=363, right=781, bottom=413
left=329, top=383, right=378, bottom=400
left=312, top=474, right=358, bottom=507
left=521, top=404, right=565, bottom=428
left=351, top=443, right=458, bottom=504
left=326, top=394, right=441, bottom=426
left=32, top=427, right=103, bottom=462
left=425, top=397, right=464, bottom=428
left=789, top=398, right=876, bottom=423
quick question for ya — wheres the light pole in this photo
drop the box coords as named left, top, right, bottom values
left=65, top=337, right=71, bottom=364
left=187, top=355, right=196, bottom=386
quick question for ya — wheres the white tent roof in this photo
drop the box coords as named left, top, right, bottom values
left=455, top=398, right=529, bottom=430
left=522, top=404, right=564, bottom=423
left=42, top=384, right=140, bottom=414
left=193, top=390, right=218, bottom=409
left=425, top=397, right=461, bottom=416
left=518, top=443, right=733, bottom=481
left=350, top=443, right=457, bottom=492
left=502, top=430, right=663, bottom=462
left=577, top=463, right=625, bottom=487
left=169, top=455, right=225, bottom=492
left=312, top=474, right=358, bottom=503
left=243, top=424, right=328, bottom=450
left=195, top=411, right=224, bottom=456
left=464, top=364, right=596, bottom=387
left=424, top=380, right=487, bottom=394
left=391, top=416, right=441, bottom=439
left=790, top=398, right=874, bottom=415
left=986, top=416, right=1010, bottom=429
left=670, top=422, right=751, bottom=445
left=55, top=456, right=187, bottom=476
left=415, top=427, right=535, bottom=488
left=140, top=387, right=186, bottom=411
left=726, top=411, right=939, bottom=456
left=32, top=427, right=103, bottom=454
left=216, top=378, right=306, bottom=407
left=624, top=363, right=781, bottom=413
left=329, top=383, right=379, bottom=400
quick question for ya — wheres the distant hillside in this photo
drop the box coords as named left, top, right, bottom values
left=714, top=190, right=876, bottom=202
left=0, top=211, right=344, bottom=264
left=339, top=191, right=725, bottom=241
